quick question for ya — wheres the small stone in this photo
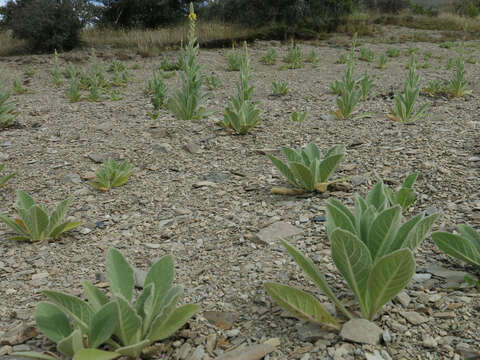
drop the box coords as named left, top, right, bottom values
left=433, top=311, right=456, bottom=319
left=31, top=272, right=48, bottom=281
left=425, top=207, right=438, bottom=216
left=1, top=322, right=38, bottom=345
left=401, top=311, right=428, bottom=325
left=193, top=181, right=217, bottom=188
left=188, top=345, right=205, bottom=360
left=144, top=243, right=161, bottom=249
left=61, top=173, right=82, bottom=184
left=257, top=221, right=303, bottom=244
left=264, top=338, right=280, bottom=347
left=0, top=345, right=12, bottom=356
left=468, top=156, right=480, bottom=162
left=395, top=291, right=411, bottom=308
left=340, top=319, right=382, bottom=345
left=422, top=335, right=438, bottom=348
left=412, top=273, right=432, bottom=282
left=184, top=142, right=202, bottom=154
left=12, top=344, right=31, bottom=352
left=158, top=218, right=174, bottom=230
left=312, top=215, right=326, bottom=223
left=134, top=268, right=147, bottom=288
left=152, top=143, right=172, bottom=153
left=177, top=342, right=192, bottom=360
left=365, top=350, right=392, bottom=360
left=225, top=329, right=240, bottom=338
left=89, top=153, right=108, bottom=163
left=215, top=344, right=276, bottom=360
left=297, top=323, right=330, bottom=342
left=205, top=333, right=217, bottom=354
left=203, top=311, right=236, bottom=330
left=79, top=227, right=92, bottom=235
left=350, top=175, right=366, bottom=186
left=382, top=330, right=392, bottom=344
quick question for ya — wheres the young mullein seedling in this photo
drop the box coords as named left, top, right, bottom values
left=306, top=49, right=319, bottom=67
left=440, top=41, right=455, bottom=49
left=168, top=3, right=211, bottom=120
left=387, top=47, right=401, bottom=58
left=221, top=42, right=261, bottom=135
left=225, top=44, right=242, bottom=71
left=290, top=111, right=308, bottom=122
left=377, top=54, right=387, bottom=69
left=24, top=67, right=35, bottom=78
left=64, top=63, right=81, bottom=79
left=204, top=74, right=221, bottom=90
left=12, top=74, right=28, bottom=94
left=89, top=50, right=106, bottom=87
left=433, top=225, right=480, bottom=268
left=359, top=47, right=375, bottom=62
left=108, top=59, right=126, bottom=73
left=359, top=72, right=374, bottom=100
left=407, top=46, right=419, bottom=55
left=335, top=53, right=348, bottom=64
left=0, top=164, right=15, bottom=187
left=423, top=79, right=443, bottom=95
left=0, top=72, right=18, bottom=128
left=87, top=75, right=103, bottom=102
left=109, top=89, right=122, bottom=101
left=445, top=58, right=455, bottom=70
left=268, top=143, right=345, bottom=194
left=272, top=81, right=289, bottom=96
left=90, top=158, right=133, bottom=191
left=388, top=57, right=428, bottom=122
left=0, top=190, right=82, bottom=242
left=447, top=54, right=471, bottom=97
left=261, top=48, right=277, bottom=65
left=15, top=248, right=199, bottom=360
left=150, top=71, right=168, bottom=111
left=265, top=178, right=438, bottom=327
left=52, top=49, right=63, bottom=86
left=282, top=40, right=304, bottom=69
left=330, top=79, right=343, bottom=95
left=66, top=75, right=82, bottom=103
left=160, top=57, right=182, bottom=72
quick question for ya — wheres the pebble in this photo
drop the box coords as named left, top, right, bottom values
left=395, top=291, right=411, bottom=308
left=422, top=335, right=438, bottom=348
left=401, top=311, right=429, bottom=325
left=340, top=319, right=382, bottom=345
left=256, top=221, right=303, bottom=244
left=297, top=322, right=330, bottom=342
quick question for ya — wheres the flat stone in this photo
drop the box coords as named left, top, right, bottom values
left=203, top=311, right=236, bottom=330
left=412, top=273, right=432, bottom=282
left=422, top=335, right=438, bottom=348
left=177, top=342, right=192, bottom=360
left=297, top=322, right=330, bottom=342
left=257, top=221, right=303, bottom=244
left=88, top=153, right=108, bottom=163
left=340, top=319, right=382, bottom=345
left=187, top=345, right=205, bottom=360
left=1, top=322, right=38, bottom=346
left=395, top=291, right=411, bottom=308
left=183, top=142, right=202, bottom=154
left=134, top=268, right=147, bottom=288
left=215, top=344, right=276, bottom=360
left=61, top=173, right=82, bottom=184
left=192, top=181, right=217, bottom=188
left=365, top=350, right=392, bottom=360
left=401, top=311, right=428, bottom=325
left=205, top=333, right=217, bottom=354
left=350, top=175, right=366, bottom=186
left=426, top=265, right=472, bottom=281
left=203, top=171, right=231, bottom=184
left=152, top=143, right=172, bottom=153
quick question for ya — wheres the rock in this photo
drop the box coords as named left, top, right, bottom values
left=256, top=221, right=303, bottom=244
left=382, top=330, right=392, bottom=344
left=144, top=243, right=161, bottom=249
left=31, top=272, right=48, bottom=281
left=205, top=333, right=217, bottom=355
left=158, top=218, right=174, bottom=230
left=134, top=268, right=147, bottom=288
left=264, top=338, right=280, bottom=347
left=188, top=345, right=205, bottom=360
left=395, top=291, right=411, bottom=308
left=297, top=323, right=330, bottom=342
left=412, top=273, right=432, bottom=282
left=0, top=345, right=12, bottom=356
left=340, top=319, right=382, bottom=345
left=334, top=343, right=355, bottom=359
left=203, top=171, right=231, bottom=184
left=88, top=153, right=108, bottom=163
left=183, top=142, right=202, bottom=154
left=203, top=311, right=236, bottom=330
left=152, top=143, right=172, bottom=153
left=193, top=181, right=217, bottom=188
left=1, top=322, right=38, bottom=346
left=401, top=311, right=428, bottom=325
left=177, top=342, right=192, bottom=360
left=215, top=344, right=276, bottom=360
left=365, top=350, right=392, bottom=360
left=61, top=173, right=82, bottom=184
left=426, top=265, right=471, bottom=282
left=422, top=335, right=438, bottom=348
left=468, top=156, right=480, bottom=162
left=312, top=215, right=326, bottom=223
left=433, top=311, right=456, bottom=319
left=350, top=175, right=366, bottom=186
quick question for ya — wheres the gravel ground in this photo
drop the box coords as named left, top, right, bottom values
left=0, top=26, right=479, bottom=360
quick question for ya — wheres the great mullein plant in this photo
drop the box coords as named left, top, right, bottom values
left=168, top=3, right=211, bottom=120
left=388, top=55, right=428, bottom=122
left=0, top=71, right=18, bottom=128
left=265, top=177, right=438, bottom=328
left=220, top=42, right=261, bottom=135
left=447, top=51, right=471, bottom=97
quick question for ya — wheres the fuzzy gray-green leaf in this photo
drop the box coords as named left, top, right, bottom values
left=267, top=155, right=298, bottom=188
left=88, top=302, right=118, bottom=349
left=35, top=302, right=72, bottom=344
left=107, top=248, right=134, bottom=302
left=432, top=232, right=480, bottom=267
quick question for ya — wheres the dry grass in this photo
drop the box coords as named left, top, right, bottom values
left=0, top=32, right=27, bottom=56
left=82, top=22, right=256, bottom=56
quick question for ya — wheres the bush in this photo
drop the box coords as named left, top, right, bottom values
left=452, top=0, right=480, bottom=17
left=202, top=0, right=354, bottom=32
left=2, top=0, right=82, bottom=52
left=363, top=0, right=408, bottom=13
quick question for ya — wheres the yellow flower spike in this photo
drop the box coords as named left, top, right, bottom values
left=189, top=12, right=197, bottom=22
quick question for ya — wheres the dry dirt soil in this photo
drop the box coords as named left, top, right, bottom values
left=0, top=26, right=479, bottom=360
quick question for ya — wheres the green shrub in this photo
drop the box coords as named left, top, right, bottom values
left=272, top=81, right=289, bottom=96
left=262, top=49, right=278, bottom=65
left=2, top=0, right=82, bottom=52
left=90, top=158, right=133, bottom=191
left=0, top=72, right=17, bottom=128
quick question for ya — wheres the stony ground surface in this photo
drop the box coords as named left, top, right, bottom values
left=0, top=26, right=479, bottom=360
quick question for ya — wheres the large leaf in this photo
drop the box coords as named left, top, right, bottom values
left=115, top=340, right=150, bottom=358
left=73, top=349, right=121, bottom=360
left=264, top=283, right=339, bottom=329
left=28, top=205, right=50, bottom=241
left=114, top=296, right=142, bottom=346
left=389, top=213, right=424, bottom=252
left=57, top=329, right=84, bottom=358
left=82, top=282, right=109, bottom=312
left=89, top=301, right=118, bottom=349
left=302, top=143, right=320, bottom=164
left=330, top=229, right=372, bottom=317
left=0, top=213, right=30, bottom=237
left=458, top=225, right=480, bottom=252
left=401, top=172, right=418, bottom=189
left=144, top=254, right=174, bottom=309
left=366, top=249, right=415, bottom=320
left=365, top=181, right=387, bottom=211
left=48, top=197, right=72, bottom=233
left=326, top=201, right=356, bottom=238
left=319, top=153, right=345, bottom=183
left=146, top=285, right=183, bottom=337
left=107, top=248, right=134, bottom=302
left=42, top=290, right=93, bottom=332
left=282, top=147, right=302, bottom=163
left=35, top=302, right=72, bottom=343
left=367, top=205, right=402, bottom=260
left=281, top=240, right=353, bottom=319
left=148, top=304, right=199, bottom=342
left=289, top=162, right=315, bottom=191
left=11, top=352, right=58, bottom=360
left=136, top=283, right=154, bottom=319
left=49, top=221, right=82, bottom=239
left=432, top=232, right=480, bottom=267
left=402, top=213, right=439, bottom=251
left=16, top=190, right=35, bottom=210
left=267, top=155, right=298, bottom=188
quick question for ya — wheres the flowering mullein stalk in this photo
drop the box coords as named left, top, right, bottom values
left=168, top=3, right=211, bottom=120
